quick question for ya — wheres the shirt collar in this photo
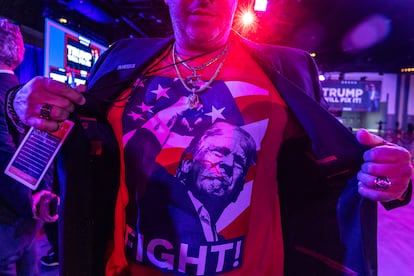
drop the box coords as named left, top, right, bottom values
left=0, top=69, right=15, bottom=75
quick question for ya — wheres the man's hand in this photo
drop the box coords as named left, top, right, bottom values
left=32, top=190, right=59, bottom=223
left=14, top=76, right=86, bottom=132
left=356, top=129, right=413, bottom=202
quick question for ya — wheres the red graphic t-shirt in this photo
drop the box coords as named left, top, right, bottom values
left=106, top=39, right=302, bottom=275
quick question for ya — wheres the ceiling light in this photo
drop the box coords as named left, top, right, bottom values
left=254, top=0, right=268, bottom=12
left=58, top=17, right=68, bottom=24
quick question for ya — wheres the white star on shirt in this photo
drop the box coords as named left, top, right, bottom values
left=137, top=102, right=153, bottom=113
left=206, top=106, right=225, bottom=124
left=151, top=84, right=170, bottom=100
left=127, top=111, right=143, bottom=121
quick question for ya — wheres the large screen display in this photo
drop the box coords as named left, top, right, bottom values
left=44, top=18, right=108, bottom=86
left=321, top=80, right=382, bottom=112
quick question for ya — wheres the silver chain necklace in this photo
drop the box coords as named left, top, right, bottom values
left=172, top=43, right=229, bottom=109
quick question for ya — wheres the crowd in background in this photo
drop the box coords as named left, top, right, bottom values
left=381, top=122, right=414, bottom=163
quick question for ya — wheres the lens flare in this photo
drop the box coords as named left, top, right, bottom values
left=233, top=5, right=258, bottom=37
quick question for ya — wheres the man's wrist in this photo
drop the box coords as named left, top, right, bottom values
left=6, top=84, right=26, bottom=133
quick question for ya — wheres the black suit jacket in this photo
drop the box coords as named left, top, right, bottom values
left=0, top=73, right=52, bottom=224
left=56, top=34, right=411, bottom=276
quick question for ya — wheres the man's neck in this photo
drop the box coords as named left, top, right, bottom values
left=174, top=31, right=233, bottom=57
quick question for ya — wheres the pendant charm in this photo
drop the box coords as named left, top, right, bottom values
left=187, top=93, right=201, bottom=109
left=186, top=74, right=205, bottom=90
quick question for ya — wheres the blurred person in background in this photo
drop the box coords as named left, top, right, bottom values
left=0, top=17, right=58, bottom=276
left=367, top=82, right=380, bottom=112
left=39, top=180, right=59, bottom=268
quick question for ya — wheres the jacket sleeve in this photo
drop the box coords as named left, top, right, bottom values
left=382, top=181, right=412, bottom=210
left=1, top=84, right=53, bottom=218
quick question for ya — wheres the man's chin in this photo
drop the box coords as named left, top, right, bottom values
left=187, top=28, right=222, bottom=44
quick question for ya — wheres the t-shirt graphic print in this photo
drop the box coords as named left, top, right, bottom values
left=121, top=75, right=273, bottom=275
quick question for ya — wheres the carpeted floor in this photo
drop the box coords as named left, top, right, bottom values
left=36, top=230, right=59, bottom=276
left=378, top=195, right=414, bottom=276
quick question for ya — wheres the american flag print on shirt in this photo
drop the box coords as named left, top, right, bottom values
left=121, top=75, right=271, bottom=275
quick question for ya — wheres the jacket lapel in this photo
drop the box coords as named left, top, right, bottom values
left=272, top=72, right=368, bottom=178
left=242, top=38, right=368, bottom=179
left=84, top=37, right=174, bottom=116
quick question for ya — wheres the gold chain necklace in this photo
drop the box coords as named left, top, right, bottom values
left=176, top=44, right=228, bottom=72
left=172, top=43, right=229, bottom=109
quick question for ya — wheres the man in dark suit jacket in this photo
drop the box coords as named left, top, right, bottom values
left=5, top=1, right=413, bottom=275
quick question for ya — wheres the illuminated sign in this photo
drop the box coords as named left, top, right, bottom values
left=321, top=80, right=382, bottom=112
left=44, top=18, right=107, bottom=85
left=65, top=35, right=98, bottom=72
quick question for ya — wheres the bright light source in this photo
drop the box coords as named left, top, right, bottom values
left=310, top=52, right=316, bottom=58
left=401, top=67, right=414, bottom=73
left=319, top=74, right=326, bottom=81
left=241, top=11, right=255, bottom=26
left=58, top=17, right=68, bottom=24
left=254, top=0, right=268, bottom=12
left=233, top=4, right=258, bottom=36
